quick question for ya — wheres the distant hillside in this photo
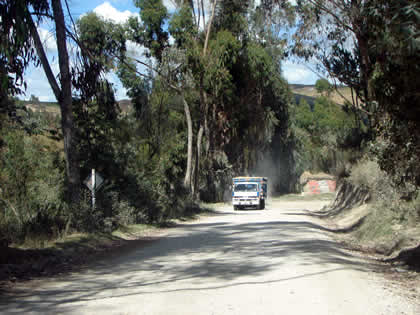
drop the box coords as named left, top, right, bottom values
left=21, top=100, right=59, bottom=108
left=23, top=100, right=133, bottom=115
left=23, top=101, right=61, bottom=115
left=290, top=84, right=355, bottom=106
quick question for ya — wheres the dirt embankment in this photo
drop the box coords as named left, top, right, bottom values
left=314, top=180, right=420, bottom=271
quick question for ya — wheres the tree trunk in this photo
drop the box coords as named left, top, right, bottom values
left=203, top=0, right=217, bottom=56
left=183, top=95, right=193, bottom=190
left=51, top=0, right=80, bottom=204
left=192, top=124, right=204, bottom=200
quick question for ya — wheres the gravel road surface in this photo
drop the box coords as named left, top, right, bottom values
left=1, top=198, right=418, bottom=314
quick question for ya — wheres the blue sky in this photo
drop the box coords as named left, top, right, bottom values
left=23, top=0, right=318, bottom=102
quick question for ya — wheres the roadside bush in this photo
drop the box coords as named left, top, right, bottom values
left=348, top=158, right=395, bottom=201
left=69, top=188, right=102, bottom=233
left=0, top=128, right=66, bottom=243
left=353, top=204, right=396, bottom=249
left=0, top=97, right=199, bottom=243
left=349, top=158, right=420, bottom=234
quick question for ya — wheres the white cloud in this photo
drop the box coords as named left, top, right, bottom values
left=163, top=0, right=177, bottom=12
left=282, top=62, right=319, bottom=85
left=24, top=67, right=58, bottom=102
left=93, top=1, right=137, bottom=24
left=126, top=40, right=146, bottom=59
left=254, top=0, right=296, bottom=7
left=168, top=35, right=175, bottom=46
left=38, top=27, right=57, bottom=52
left=105, top=72, right=129, bottom=100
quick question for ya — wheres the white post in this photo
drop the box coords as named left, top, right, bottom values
left=92, top=168, right=96, bottom=209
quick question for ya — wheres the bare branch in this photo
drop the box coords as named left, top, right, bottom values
left=201, top=0, right=206, bottom=28
left=203, top=0, right=217, bottom=56
left=306, top=0, right=356, bottom=34
left=26, top=12, right=61, bottom=100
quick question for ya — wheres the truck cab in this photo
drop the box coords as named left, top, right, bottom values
left=232, top=177, right=267, bottom=210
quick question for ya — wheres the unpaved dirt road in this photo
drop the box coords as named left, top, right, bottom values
left=1, top=198, right=419, bottom=314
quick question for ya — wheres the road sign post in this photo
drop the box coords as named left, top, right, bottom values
left=92, top=169, right=96, bottom=208
left=83, top=169, right=104, bottom=209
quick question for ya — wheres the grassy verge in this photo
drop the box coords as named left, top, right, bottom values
left=343, top=202, right=420, bottom=257
left=335, top=159, right=420, bottom=260
left=199, top=202, right=226, bottom=211
left=14, top=223, right=158, bottom=252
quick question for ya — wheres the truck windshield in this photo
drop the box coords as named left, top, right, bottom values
left=234, top=183, right=258, bottom=192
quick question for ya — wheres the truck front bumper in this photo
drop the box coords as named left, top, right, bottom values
left=232, top=198, right=260, bottom=206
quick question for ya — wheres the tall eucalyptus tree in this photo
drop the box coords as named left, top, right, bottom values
left=1, top=0, right=81, bottom=204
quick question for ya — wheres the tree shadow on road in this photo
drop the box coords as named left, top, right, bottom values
left=0, top=215, right=385, bottom=314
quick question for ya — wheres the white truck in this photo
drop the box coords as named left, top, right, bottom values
left=232, top=177, right=267, bottom=210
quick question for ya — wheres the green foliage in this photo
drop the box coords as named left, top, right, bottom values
left=0, top=0, right=49, bottom=96
left=290, top=0, right=420, bottom=192
left=204, top=30, right=240, bottom=103
left=213, top=0, right=249, bottom=37
left=349, top=158, right=394, bottom=199
left=168, top=5, right=196, bottom=48
left=315, top=78, right=331, bottom=96
left=1, top=0, right=208, bottom=245
left=73, top=81, right=120, bottom=176
left=114, top=84, right=190, bottom=223
left=211, top=35, right=295, bottom=193
left=117, top=58, right=150, bottom=118
left=245, top=42, right=276, bottom=86
left=365, top=1, right=420, bottom=189
left=75, top=13, right=126, bottom=102
left=19, top=105, right=61, bottom=136
left=130, top=0, right=169, bottom=61
left=0, top=127, right=66, bottom=242
left=349, top=158, right=420, bottom=245
left=77, top=12, right=126, bottom=72
left=294, top=96, right=357, bottom=145
left=291, top=95, right=360, bottom=175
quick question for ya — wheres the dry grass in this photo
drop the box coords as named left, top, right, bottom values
left=272, top=193, right=335, bottom=202
left=291, top=85, right=358, bottom=105
left=326, top=159, right=420, bottom=258
left=16, top=224, right=157, bottom=251
left=26, top=104, right=61, bottom=115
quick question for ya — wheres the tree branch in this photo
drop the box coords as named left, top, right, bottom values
left=203, top=0, right=217, bottom=56
left=26, top=12, right=61, bottom=100
left=306, top=0, right=356, bottom=34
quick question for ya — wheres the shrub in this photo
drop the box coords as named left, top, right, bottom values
left=348, top=158, right=395, bottom=200
left=0, top=128, right=66, bottom=242
left=349, top=158, right=420, bottom=225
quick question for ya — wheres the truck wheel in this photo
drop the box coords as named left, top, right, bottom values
left=234, top=205, right=239, bottom=210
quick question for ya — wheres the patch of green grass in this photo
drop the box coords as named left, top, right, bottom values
left=52, top=232, right=121, bottom=253
left=19, top=226, right=151, bottom=252
left=112, top=224, right=156, bottom=238
left=19, top=235, right=58, bottom=249
left=200, top=202, right=225, bottom=210
left=15, top=204, right=214, bottom=257
left=354, top=207, right=394, bottom=242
